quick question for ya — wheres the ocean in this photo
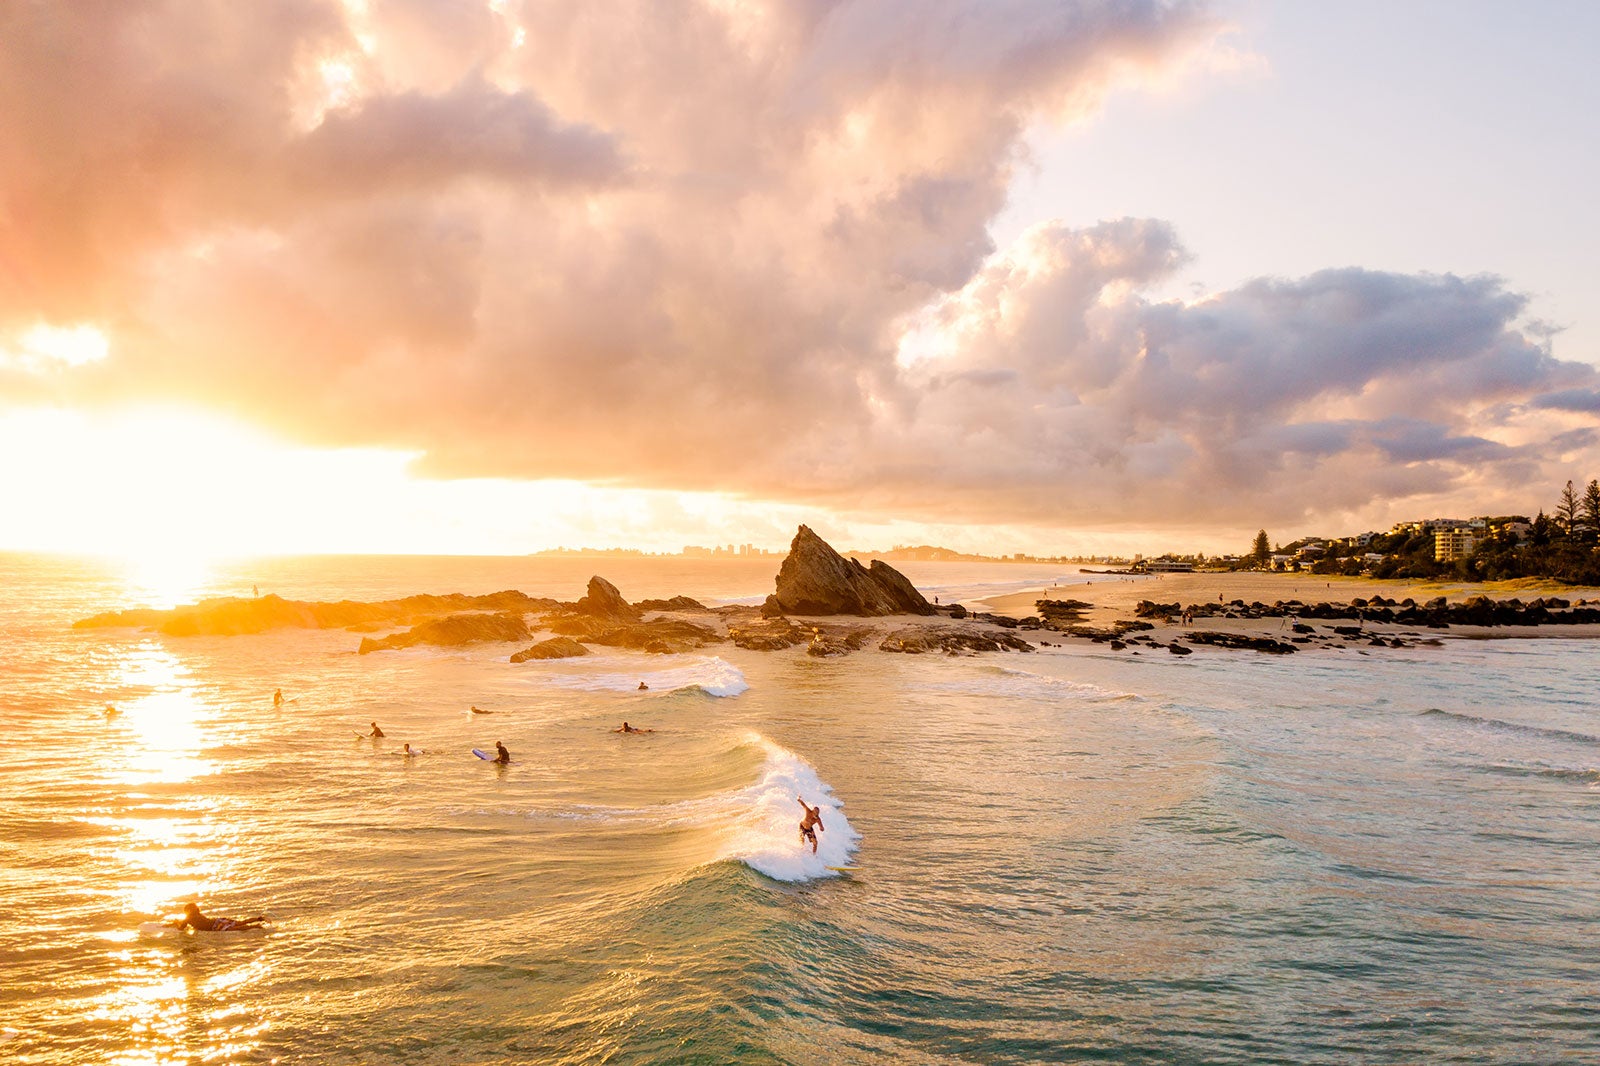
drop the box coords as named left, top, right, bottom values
left=2, top=552, right=1596, bottom=1064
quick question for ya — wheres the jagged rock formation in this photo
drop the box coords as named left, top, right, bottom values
left=767, top=525, right=934, bottom=616
left=357, top=612, right=532, bottom=654
left=510, top=637, right=591, bottom=662
left=575, top=576, right=641, bottom=621
left=75, top=591, right=556, bottom=637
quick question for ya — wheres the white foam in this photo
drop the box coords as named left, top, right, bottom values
left=716, top=733, right=859, bottom=882
left=533, top=655, right=749, bottom=698
left=513, top=733, right=858, bottom=882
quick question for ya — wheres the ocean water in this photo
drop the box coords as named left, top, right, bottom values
left=2, top=553, right=1597, bottom=1064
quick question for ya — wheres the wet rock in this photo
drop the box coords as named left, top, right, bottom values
left=729, top=618, right=807, bottom=651
left=1183, top=631, right=1297, bottom=654
left=585, top=618, right=721, bottom=654
left=359, top=612, right=531, bottom=654
left=879, top=626, right=1033, bottom=654
left=510, top=636, right=590, bottom=662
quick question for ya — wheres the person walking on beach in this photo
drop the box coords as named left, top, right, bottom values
left=797, top=797, right=824, bottom=854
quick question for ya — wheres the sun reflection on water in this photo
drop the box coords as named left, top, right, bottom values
left=117, top=553, right=219, bottom=612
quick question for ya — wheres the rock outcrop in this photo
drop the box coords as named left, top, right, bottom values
left=879, top=626, right=1033, bottom=654
left=75, top=591, right=555, bottom=637
left=575, top=576, right=641, bottom=621
left=768, top=525, right=934, bottom=616
left=358, top=612, right=532, bottom=654
left=510, top=636, right=590, bottom=662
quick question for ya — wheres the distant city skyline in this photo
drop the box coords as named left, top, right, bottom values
left=2, top=2, right=1596, bottom=562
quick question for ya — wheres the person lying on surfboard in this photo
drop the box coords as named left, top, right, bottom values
left=612, top=721, right=653, bottom=733
left=494, top=741, right=511, bottom=765
left=797, top=797, right=824, bottom=854
left=167, top=902, right=267, bottom=932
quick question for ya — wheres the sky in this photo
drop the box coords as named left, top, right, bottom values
left=2, top=0, right=1597, bottom=561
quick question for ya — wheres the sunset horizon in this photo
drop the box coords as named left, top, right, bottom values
left=5, top=2, right=1596, bottom=563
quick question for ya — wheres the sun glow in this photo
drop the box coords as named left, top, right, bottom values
left=2, top=322, right=109, bottom=369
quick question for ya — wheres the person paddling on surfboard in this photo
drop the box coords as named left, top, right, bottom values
left=493, top=741, right=511, bottom=765
left=797, top=797, right=824, bottom=854
left=367, top=722, right=385, bottom=738
left=167, top=902, right=266, bottom=932
left=612, top=722, right=653, bottom=733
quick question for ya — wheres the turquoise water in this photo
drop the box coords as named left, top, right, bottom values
left=1, top=554, right=1597, bottom=1063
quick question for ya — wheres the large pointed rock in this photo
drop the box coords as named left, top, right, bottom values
left=576, top=575, right=641, bottom=621
left=769, top=525, right=934, bottom=616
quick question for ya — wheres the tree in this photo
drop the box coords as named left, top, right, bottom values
left=1557, top=479, right=1580, bottom=533
left=1252, top=529, right=1270, bottom=568
left=1532, top=509, right=1552, bottom=548
left=1583, top=479, right=1600, bottom=530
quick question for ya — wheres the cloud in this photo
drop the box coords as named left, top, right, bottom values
left=3, top=0, right=1593, bottom=539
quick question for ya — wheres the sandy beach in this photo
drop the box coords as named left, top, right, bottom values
left=984, top=570, right=1600, bottom=649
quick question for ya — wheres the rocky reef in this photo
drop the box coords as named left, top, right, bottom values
left=74, top=591, right=558, bottom=638
left=358, top=612, right=531, bottom=654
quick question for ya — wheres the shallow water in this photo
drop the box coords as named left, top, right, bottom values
left=2, top=553, right=1597, bottom=1063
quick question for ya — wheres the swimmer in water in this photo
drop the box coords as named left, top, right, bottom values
left=494, top=741, right=511, bottom=765
left=797, top=796, right=824, bottom=854
left=368, top=722, right=384, bottom=738
left=612, top=722, right=653, bottom=734
left=167, top=902, right=267, bottom=932
left=637, top=681, right=648, bottom=690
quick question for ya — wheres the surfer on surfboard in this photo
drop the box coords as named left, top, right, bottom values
left=493, top=741, right=511, bottom=765
left=367, top=722, right=385, bottom=738
left=166, top=902, right=267, bottom=932
left=612, top=722, right=653, bottom=733
left=797, top=797, right=824, bottom=854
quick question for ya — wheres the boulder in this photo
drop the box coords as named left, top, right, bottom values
left=769, top=525, right=934, bottom=616
left=636, top=595, right=707, bottom=612
left=879, top=626, right=1033, bottom=654
left=358, top=612, right=531, bottom=654
left=729, top=618, right=807, bottom=651
left=510, top=637, right=590, bottom=662
left=585, top=618, right=721, bottom=654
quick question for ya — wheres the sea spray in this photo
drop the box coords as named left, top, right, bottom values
left=508, top=733, right=858, bottom=881
left=717, top=733, right=859, bottom=882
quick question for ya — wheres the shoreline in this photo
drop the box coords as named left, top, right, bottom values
left=981, top=571, right=1600, bottom=652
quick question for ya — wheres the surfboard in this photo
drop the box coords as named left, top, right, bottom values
left=825, top=865, right=858, bottom=872
left=473, top=748, right=515, bottom=763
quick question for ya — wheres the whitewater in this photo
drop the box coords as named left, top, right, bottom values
left=2, top=552, right=1598, bottom=1064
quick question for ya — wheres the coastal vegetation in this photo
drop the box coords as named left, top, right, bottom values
left=1272, top=478, right=1600, bottom=586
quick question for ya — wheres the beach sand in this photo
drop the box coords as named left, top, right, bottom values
left=983, top=571, right=1600, bottom=649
